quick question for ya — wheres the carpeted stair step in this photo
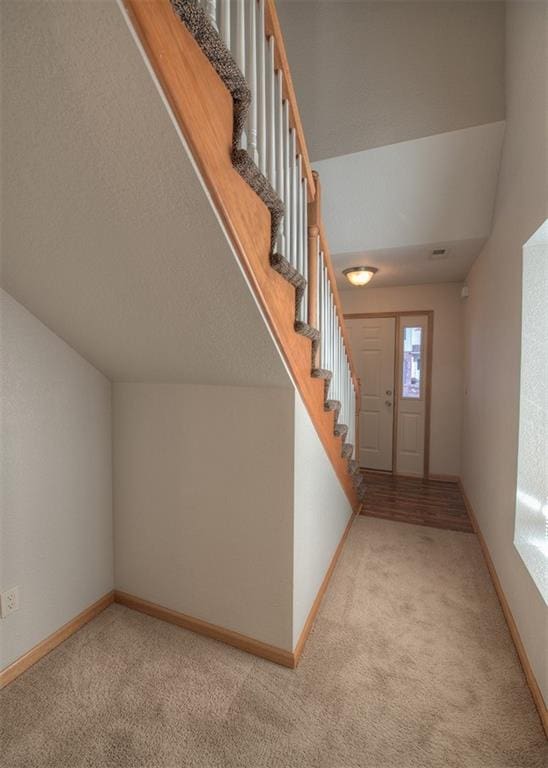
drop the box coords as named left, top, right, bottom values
left=341, top=443, right=353, bottom=459
left=311, top=368, right=332, bottom=400
left=270, top=253, right=306, bottom=318
left=294, top=320, right=321, bottom=367
left=347, top=459, right=360, bottom=475
left=324, top=399, right=341, bottom=414
left=334, top=423, right=348, bottom=439
left=352, top=472, right=364, bottom=490
left=311, top=367, right=331, bottom=381
left=294, top=320, right=320, bottom=343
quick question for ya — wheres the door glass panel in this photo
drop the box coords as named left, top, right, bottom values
left=402, top=326, right=422, bottom=398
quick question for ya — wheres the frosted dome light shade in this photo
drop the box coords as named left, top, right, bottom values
left=343, top=266, right=378, bottom=287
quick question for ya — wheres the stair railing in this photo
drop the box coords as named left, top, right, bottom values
left=197, top=0, right=360, bottom=462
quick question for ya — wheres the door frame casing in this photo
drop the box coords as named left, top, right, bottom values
left=344, top=311, right=434, bottom=478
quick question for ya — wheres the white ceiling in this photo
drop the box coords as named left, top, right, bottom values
left=0, top=0, right=290, bottom=388
left=278, top=0, right=505, bottom=161
left=332, top=238, right=486, bottom=290
left=314, top=121, right=505, bottom=288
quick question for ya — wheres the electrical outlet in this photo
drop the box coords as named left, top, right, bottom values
left=1, top=586, right=20, bottom=618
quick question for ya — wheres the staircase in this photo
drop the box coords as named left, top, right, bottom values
left=122, top=0, right=365, bottom=509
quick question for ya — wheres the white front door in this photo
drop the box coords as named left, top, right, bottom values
left=347, top=317, right=395, bottom=471
left=396, top=315, right=428, bottom=476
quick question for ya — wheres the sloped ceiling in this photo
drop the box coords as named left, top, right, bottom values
left=278, top=0, right=505, bottom=161
left=0, top=0, right=290, bottom=388
left=279, top=0, right=506, bottom=289
left=314, top=122, right=505, bottom=288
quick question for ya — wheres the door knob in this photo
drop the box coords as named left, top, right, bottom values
left=385, top=390, right=392, bottom=396
left=385, top=400, right=392, bottom=407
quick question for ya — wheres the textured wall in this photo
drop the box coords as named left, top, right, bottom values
left=0, top=291, right=113, bottom=670
left=341, top=283, right=464, bottom=477
left=292, top=394, right=353, bottom=647
left=278, top=1, right=505, bottom=161
left=461, top=0, right=548, bottom=703
left=113, top=383, right=295, bottom=650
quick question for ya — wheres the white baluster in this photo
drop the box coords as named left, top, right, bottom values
left=354, top=378, right=357, bottom=446
left=339, top=335, right=342, bottom=407
left=296, top=155, right=303, bottom=276
left=347, top=373, right=351, bottom=444
left=334, top=304, right=338, bottom=397
left=340, top=336, right=344, bottom=414
left=345, top=370, right=354, bottom=445
left=301, top=176, right=308, bottom=320
left=235, top=0, right=246, bottom=150
left=290, top=130, right=298, bottom=267
left=329, top=292, right=335, bottom=397
left=283, top=102, right=291, bottom=259
left=266, top=37, right=276, bottom=188
left=349, top=363, right=354, bottom=447
left=348, top=364, right=352, bottom=434
left=321, top=262, right=327, bottom=368
left=316, top=246, right=321, bottom=331
left=324, top=265, right=329, bottom=369
left=319, top=258, right=325, bottom=367
left=340, top=357, right=344, bottom=418
left=334, top=326, right=338, bottom=401
left=235, top=0, right=245, bottom=70
left=277, top=78, right=286, bottom=253
left=257, top=0, right=267, bottom=175
left=219, top=0, right=230, bottom=48
left=204, top=0, right=217, bottom=28
left=324, top=266, right=329, bottom=371
left=246, top=0, right=259, bottom=165
left=344, top=365, right=349, bottom=431
left=323, top=278, right=328, bottom=374
left=334, top=328, right=342, bottom=404
left=326, top=286, right=335, bottom=382
left=350, top=364, right=358, bottom=450
left=320, top=261, right=325, bottom=366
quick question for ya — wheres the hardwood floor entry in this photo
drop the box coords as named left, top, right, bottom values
left=360, top=472, right=474, bottom=532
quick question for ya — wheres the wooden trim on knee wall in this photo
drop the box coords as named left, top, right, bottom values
left=116, top=512, right=357, bottom=670
left=0, top=591, right=115, bottom=689
left=459, top=480, right=548, bottom=738
left=0, top=515, right=357, bottom=685
left=114, top=590, right=295, bottom=668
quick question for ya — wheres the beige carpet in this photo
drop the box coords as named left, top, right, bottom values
left=1, top=517, right=545, bottom=767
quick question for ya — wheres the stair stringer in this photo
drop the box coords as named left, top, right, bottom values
left=123, top=0, right=362, bottom=508
left=168, top=0, right=363, bottom=502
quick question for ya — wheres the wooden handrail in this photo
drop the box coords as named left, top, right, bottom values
left=264, top=0, right=315, bottom=200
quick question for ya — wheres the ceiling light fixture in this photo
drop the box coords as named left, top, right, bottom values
left=343, top=266, right=378, bottom=287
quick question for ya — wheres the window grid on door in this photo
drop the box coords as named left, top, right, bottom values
left=401, top=325, right=423, bottom=400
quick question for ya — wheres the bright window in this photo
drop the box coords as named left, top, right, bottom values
left=514, top=220, right=548, bottom=604
left=402, top=326, right=422, bottom=399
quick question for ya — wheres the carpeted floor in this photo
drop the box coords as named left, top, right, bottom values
left=1, top=517, right=545, bottom=767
